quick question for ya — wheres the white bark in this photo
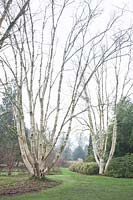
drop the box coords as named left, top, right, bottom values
left=99, top=158, right=105, bottom=175
left=2, top=0, right=102, bottom=178
left=104, top=114, right=117, bottom=173
left=82, top=38, right=132, bottom=174
left=0, top=0, right=30, bottom=48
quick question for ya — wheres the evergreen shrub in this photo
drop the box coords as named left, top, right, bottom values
left=69, top=162, right=98, bottom=175
left=106, top=154, right=133, bottom=178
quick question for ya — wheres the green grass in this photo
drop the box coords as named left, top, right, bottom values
left=0, top=170, right=29, bottom=176
left=0, top=168, right=133, bottom=200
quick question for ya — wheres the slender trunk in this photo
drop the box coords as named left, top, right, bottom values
left=104, top=116, right=117, bottom=174
left=99, top=158, right=105, bottom=175
left=14, top=109, right=34, bottom=175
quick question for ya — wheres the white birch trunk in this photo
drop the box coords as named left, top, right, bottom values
left=104, top=116, right=117, bottom=174
left=15, top=111, right=34, bottom=175
left=99, top=158, right=105, bottom=175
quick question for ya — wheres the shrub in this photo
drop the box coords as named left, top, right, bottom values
left=69, top=162, right=98, bottom=175
left=85, top=155, right=95, bottom=162
left=106, top=154, right=133, bottom=178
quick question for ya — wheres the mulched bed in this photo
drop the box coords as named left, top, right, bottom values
left=0, top=177, right=61, bottom=196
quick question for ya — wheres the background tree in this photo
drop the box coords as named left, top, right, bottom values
left=85, top=137, right=95, bottom=162
left=0, top=87, right=21, bottom=175
left=61, top=146, right=72, bottom=161
left=107, top=98, right=133, bottom=157
left=87, top=137, right=93, bottom=157
left=116, top=98, right=133, bottom=156
left=129, top=129, right=133, bottom=153
left=80, top=41, right=133, bottom=174
left=72, top=146, right=86, bottom=160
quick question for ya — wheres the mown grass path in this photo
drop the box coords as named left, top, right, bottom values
left=1, top=168, right=133, bottom=200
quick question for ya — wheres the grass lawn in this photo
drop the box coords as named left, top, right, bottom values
left=0, top=168, right=133, bottom=200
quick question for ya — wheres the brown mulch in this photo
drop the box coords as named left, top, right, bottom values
left=0, top=177, right=62, bottom=196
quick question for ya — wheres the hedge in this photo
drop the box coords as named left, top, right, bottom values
left=69, top=162, right=99, bottom=175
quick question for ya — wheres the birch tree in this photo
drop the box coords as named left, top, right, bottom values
left=0, top=0, right=30, bottom=112
left=0, top=0, right=30, bottom=49
left=0, top=0, right=132, bottom=178
left=81, top=35, right=133, bottom=174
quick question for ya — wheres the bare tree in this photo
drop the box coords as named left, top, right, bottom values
left=0, top=0, right=30, bottom=107
left=80, top=34, right=133, bottom=174
left=0, top=0, right=132, bottom=178
left=0, top=0, right=30, bottom=49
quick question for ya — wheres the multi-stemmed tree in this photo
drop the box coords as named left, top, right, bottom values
left=81, top=40, right=133, bottom=174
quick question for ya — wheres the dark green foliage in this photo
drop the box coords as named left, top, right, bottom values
left=129, top=129, right=133, bottom=152
left=106, top=154, right=133, bottom=178
left=88, top=137, right=93, bottom=156
left=115, top=98, right=133, bottom=156
left=85, top=137, right=95, bottom=161
left=0, top=87, right=21, bottom=172
left=85, top=137, right=95, bottom=162
left=107, top=98, right=133, bottom=157
left=69, top=162, right=99, bottom=175
left=72, top=146, right=86, bottom=160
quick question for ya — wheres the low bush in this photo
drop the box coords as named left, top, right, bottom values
left=106, top=154, right=133, bottom=178
left=85, top=155, right=95, bottom=162
left=69, top=162, right=98, bottom=175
